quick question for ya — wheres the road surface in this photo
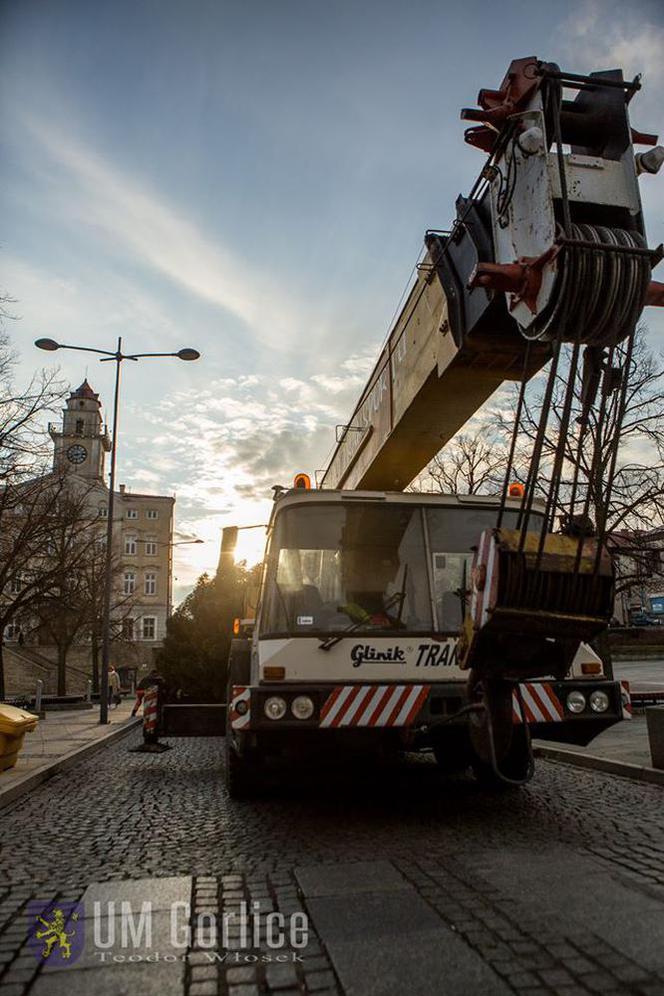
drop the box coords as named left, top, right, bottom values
left=1, top=730, right=663, bottom=995
left=614, top=659, right=664, bottom=691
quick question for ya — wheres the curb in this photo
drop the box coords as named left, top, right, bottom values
left=535, top=744, right=664, bottom=787
left=0, top=718, right=142, bottom=811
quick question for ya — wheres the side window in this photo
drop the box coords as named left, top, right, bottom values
left=431, top=553, right=472, bottom=631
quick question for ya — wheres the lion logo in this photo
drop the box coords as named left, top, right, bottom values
left=28, top=902, right=85, bottom=965
left=35, top=908, right=79, bottom=960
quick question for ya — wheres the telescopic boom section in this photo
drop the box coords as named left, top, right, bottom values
left=320, top=236, right=550, bottom=491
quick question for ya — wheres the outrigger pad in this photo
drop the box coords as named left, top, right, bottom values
left=129, top=742, right=173, bottom=753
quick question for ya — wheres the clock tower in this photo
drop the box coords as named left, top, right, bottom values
left=50, top=380, right=112, bottom=480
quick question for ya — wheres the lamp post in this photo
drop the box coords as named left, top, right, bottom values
left=35, top=336, right=200, bottom=724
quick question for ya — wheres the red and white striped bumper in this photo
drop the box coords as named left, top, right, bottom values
left=229, top=681, right=625, bottom=731
left=229, top=686, right=251, bottom=730
left=512, top=683, right=564, bottom=724
left=320, top=684, right=430, bottom=728
left=620, top=680, right=632, bottom=719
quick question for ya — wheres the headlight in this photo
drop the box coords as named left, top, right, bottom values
left=566, top=690, right=586, bottom=714
left=264, top=696, right=287, bottom=720
left=589, top=690, right=610, bottom=713
left=291, top=696, right=314, bottom=720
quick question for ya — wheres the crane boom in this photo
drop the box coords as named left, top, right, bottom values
left=321, top=57, right=663, bottom=494
left=320, top=244, right=549, bottom=490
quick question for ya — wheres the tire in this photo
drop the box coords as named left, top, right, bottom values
left=225, top=652, right=259, bottom=798
left=471, top=757, right=521, bottom=792
left=225, top=733, right=257, bottom=798
left=471, top=726, right=531, bottom=790
left=432, top=730, right=469, bottom=775
left=228, top=639, right=251, bottom=686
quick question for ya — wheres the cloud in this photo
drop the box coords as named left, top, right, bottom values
left=124, top=357, right=372, bottom=586
left=558, top=1, right=664, bottom=100
left=16, top=114, right=306, bottom=351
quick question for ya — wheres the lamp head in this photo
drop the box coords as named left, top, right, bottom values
left=35, top=338, right=60, bottom=351
left=177, top=348, right=200, bottom=361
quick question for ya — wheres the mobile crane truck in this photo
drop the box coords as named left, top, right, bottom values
left=167, top=56, right=664, bottom=794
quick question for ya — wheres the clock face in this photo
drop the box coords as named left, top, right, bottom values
left=66, top=444, right=88, bottom=465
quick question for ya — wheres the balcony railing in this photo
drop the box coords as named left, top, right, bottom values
left=49, top=422, right=111, bottom=441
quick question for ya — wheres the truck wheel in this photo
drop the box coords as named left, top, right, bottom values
left=471, top=756, right=521, bottom=792
left=225, top=735, right=257, bottom=798
left=471, top=726, right=530, bottom=790
left=225, top=642, right=257, bottom=797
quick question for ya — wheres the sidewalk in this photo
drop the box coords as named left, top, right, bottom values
left=0, top=697, right=139, bottom=806
left=538, top=713, right=652, bottom=767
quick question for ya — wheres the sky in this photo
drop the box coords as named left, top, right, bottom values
left=1, top=0, right=664, bottom=603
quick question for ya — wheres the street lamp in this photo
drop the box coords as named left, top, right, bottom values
left=35, top=335, right=200, bottom=724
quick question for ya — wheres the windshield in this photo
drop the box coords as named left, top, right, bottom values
left=260, top=501, right=536, bottom=636
left=262, top=503, right=431, bottom=636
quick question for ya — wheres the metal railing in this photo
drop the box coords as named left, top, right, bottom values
left=48, top=422, right=110, bottom=440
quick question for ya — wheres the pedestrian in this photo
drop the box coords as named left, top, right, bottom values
left=108, top=665, right=121, bottom=709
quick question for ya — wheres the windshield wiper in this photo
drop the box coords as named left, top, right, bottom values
left=317, top=563, right=409, bottom=651
left=318, top=614, right=368, bottom=651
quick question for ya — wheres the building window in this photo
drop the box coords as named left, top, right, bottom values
left=145, top=541, right=157, bottom=556
left=122, top=618, right=134, bottom=640
left=146, top=509, right=158, bottom=520
left=95, top=536, right=106, bottom=554
left=9, top=578, right=21, bottom=595
left=142, top=616, right=156, bottom=640
left=123, top=572, right=135, bottom=595
left=126, top=509, right=138, bottom=520
left=125, top=537, right=137, bottom=556
left=4, top=623, right=20, bottom=643
left=144, top=572, right=157, bottom=595
left=98, top=506, right=108, bottom=518
left=75, top=419, right=84, bottom=434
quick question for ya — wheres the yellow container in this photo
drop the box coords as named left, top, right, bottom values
left=0, top=705, right=38, bottom=772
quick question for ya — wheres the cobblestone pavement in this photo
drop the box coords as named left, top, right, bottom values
left=1, top=729, right=664, bottom=995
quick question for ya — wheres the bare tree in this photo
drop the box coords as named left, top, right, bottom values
left=412, top=430, right=508, bottom=495
left=416, top=328, right=664, bottom=609
left=0, top=331, right=68, bottom=695
left=29, top=486, right=103, bottom=695
left=492, top=328, right=664, bottom=594
left=0, top=477, right=106, bottom=695
left=79, top=544, right=137, bottom=695
left=0, top=367, right=65, bottom=485
left=414, top=327, right=664, bottom=614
